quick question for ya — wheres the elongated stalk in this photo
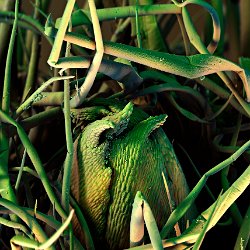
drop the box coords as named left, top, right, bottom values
left=7, top=107, right=63, bottom=138
left=61, top=30, right=250, bottom=116
left=131, top=165, right=250, bottom=250
left=0, top=216, right=31, bottom=237
left=0, top=10, right=52, bottom=44
left=0, top=198, right=52, bottom=249
left=221, top=114, right=243, bottom=227
left=161, top=139, right=250, bottom=238
left=0, top=0, right=19, bottom=222
left=48, top=0, right=75, bottom=65
left=10, top=210, right=74, bottom=250
left=0, top=4, right=180, bottom=36
left=0, top=0, right=15, bottom=67
left=16, top=76, right=73, bottom=116
left=173, top=2, right=250, bottom=112
left=2, top=1, right=19, bottom=112
left=55, top=180, right=95, bottom=249
left=71, top=4, right=181, bottom=25
left=22, top=0, right=41, bottom=102
left=234, top=203, right=250, bottom=250
left=69, top=0, right=104, bottom=107
left=4, top=4, right=249, bottom=114
left=0, top=109, right=66, bottom=219
left=62, top=19, right=73, bottom=214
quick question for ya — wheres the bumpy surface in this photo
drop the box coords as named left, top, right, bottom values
left=71, top=98, right=191, bottom=249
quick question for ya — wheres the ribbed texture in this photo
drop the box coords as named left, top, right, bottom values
left=106, top=115, right=171, bottom=249
left=71, top=99, right=192, bottom=249
left=78, top=120, right=113, bottom=235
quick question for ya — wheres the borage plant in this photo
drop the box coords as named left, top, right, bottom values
left=0, top=0, right=249, bottom=249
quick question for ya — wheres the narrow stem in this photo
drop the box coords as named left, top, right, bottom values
left=21, top=0, right=41, bottom=102
left=71, top=4, right=181, bottom=26
left=0, top=198, right=51, bottom=247
left=61, top=19, right=73, bottom=214
left=135, top=0, right=142, bottom=48
left=0, top=109, right=67, bottom=219
left=0, top=0, right=15, bottom=65
left=221, top=114, right=243, bottom=227
left=161, top=139, right=250, bottom=238
left=234, top=202, right=250, bottom=250
left=2, top=0, right=19, bottom=112
left=0, top=0, right=19, bottom=222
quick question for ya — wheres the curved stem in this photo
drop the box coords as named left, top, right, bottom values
left=0, top=109, right=67, bottom=219
left=0, top=0, right=19, bottom=222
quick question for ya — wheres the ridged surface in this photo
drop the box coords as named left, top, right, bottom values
left=78, top=120, right=113, bottom=235
left=106, top=115, right=172, bottom=249
left=71, top=99, right=192, bottom=249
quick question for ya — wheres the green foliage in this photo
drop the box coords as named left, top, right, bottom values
left=0, top=0, right=249, bottom=249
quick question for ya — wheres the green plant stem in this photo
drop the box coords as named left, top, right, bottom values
left=213, top=133, right=250, bottom=155
left=48, top=0, right=75, bottom=65
left=135, top=0, right=142, bottom=48
left=0, top=10, right=53, bottom=44
left=192, top=192, right=222, bottom=250
left=22, top=0, right=41, bottom=102
left=205, top=0, right=224, bottom=55
left=0, top=0, right=15, bottom=66
left=0, top=5, right=179, bottom=40
left=0, top=6, right=250, bottom=114
left=55, top=180, right=95, bottom=250
left=15, top=76, right=73, bottom=117
left=7, top=107, right=63, bottom=138
left=41, top=0, right=50, bottom=14
left=22, top=35, right=38, bottom=95
left=10, top=166, right=39, bottom=178
left=62, top=22, right=74, bottom=214
left=179, top=5, right=250, bottom=113
left=60, top=30, right=250, bottom=116
left=196, top=77, right=248, bottom=116
left=0, top=198, right=53, bottom=250
left=211, top=0, right=224, bottom=53
left=15, top=149, right=27, bottom=191
left=4, top=173, right=92, bottom=249
left=69, top=0, right=104, bottom=108
left=10, top=210, right=74, bottom=250
left=71, top=4, right=181, bottom=26
left=17, top=27, right=30, bottom=65
left=1, top=1, right=18, bottom=113
left=110, top=17, right=130, bottom=43
left=0, top=109, right=67, bottom=219
left=221, top=114, right=243, bottom=227
left=201, top=165, right=250, bottom=231
left=140, top=70, right=206, bottom=106
left=23, top=74, right=249, bottom=119
left=161, top=139, right=250, bottom=238
left=176, top=14, right=190, bottom=55
left=29, top=92, right=64, bottom=106
left=0, top=0, right=19, bottom=222
left=0, top=215, right=31, bottom=237
left=234, top=202, right=250, bottom=250
left=133, top=164, right=250, bottom=250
